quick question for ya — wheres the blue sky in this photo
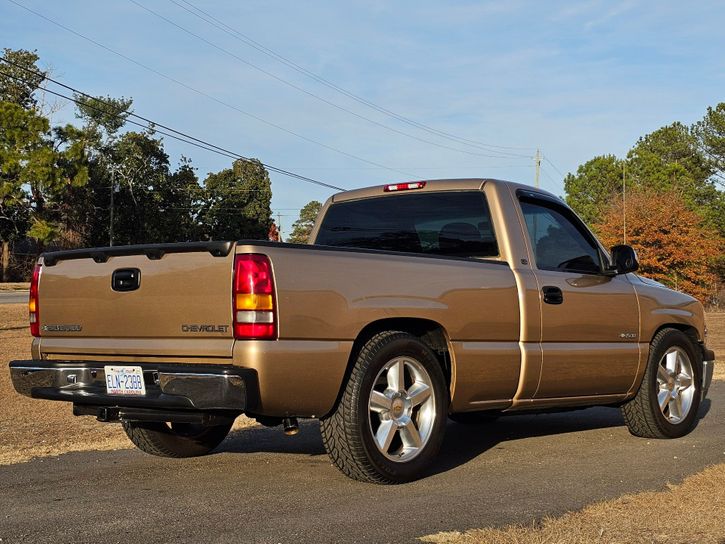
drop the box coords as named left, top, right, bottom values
left=2, top=0, right=724, bottom=235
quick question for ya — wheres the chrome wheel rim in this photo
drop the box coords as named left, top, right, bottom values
left=368, top=356, right=436, bottom=462
left=656, top=347, right=695, bottom=424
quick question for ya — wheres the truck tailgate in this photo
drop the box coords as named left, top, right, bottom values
left=37, top=242, right=235, bottom=359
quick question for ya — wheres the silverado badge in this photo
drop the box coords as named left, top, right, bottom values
left=42, top=324, right=82, bottom=332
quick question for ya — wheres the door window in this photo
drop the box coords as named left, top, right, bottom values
left=519, top=198, right=603, bottom=274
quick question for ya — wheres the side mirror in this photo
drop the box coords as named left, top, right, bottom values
left=609, top=244, right=639, bottom=275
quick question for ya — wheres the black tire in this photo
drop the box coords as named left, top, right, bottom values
left=320, top=331, right=448, bottom=484
left=621, top=328, right=702, bottom=439
left=122, top=420, right=232, bottom=458
left=449, top=411, right=500, bottom=425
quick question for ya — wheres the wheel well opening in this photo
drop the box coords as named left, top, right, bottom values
left=653, top=323, right=700, bottom=346
left=323, top=318, right=452, bottom=418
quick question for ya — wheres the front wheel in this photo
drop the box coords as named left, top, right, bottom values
left=621, top=328, right=701, bottom=439
left=320, top=331, right=448, bottom=484
left=122, top=420, right=232, bottom=458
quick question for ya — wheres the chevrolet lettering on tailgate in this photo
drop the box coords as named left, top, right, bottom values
left=181, top=324, right=229, bottom=333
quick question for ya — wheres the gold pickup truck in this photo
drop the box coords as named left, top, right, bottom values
left=9, top=178, right=716, bottom=484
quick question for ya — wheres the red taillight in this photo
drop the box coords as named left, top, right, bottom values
left=29, top=263, right=41, bottom=337
left=233, top=254, right=276, bottom=339
left=383, top=181, right=426, bottom=192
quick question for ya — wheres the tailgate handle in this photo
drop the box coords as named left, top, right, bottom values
left=112, top=268, right=141, bottom=292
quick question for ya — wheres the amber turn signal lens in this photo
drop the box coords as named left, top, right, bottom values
left=235, top=293, right=273, bottom=311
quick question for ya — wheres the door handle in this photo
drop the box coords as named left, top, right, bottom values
left=542, top=286, right=563, bottom=305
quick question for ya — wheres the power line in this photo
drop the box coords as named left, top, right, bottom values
left=0, top=62, right=345, bottom=191
left=170, top=0, right=536, bottom=155
left=128, top=0, right=530, bottom=161
left=543, top=156, right=566, bottom=178
left=540, top=165, right=561, bottom=193
left=1, top=69, right=338, bottom=190
left=275, top=165, right=533, bottom=170
left=5, top=0, right=420, bottom=179
left=164, top=208, right=297, bottom=215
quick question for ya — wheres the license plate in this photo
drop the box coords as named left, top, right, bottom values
left=104, top=366, right=146, bottom=396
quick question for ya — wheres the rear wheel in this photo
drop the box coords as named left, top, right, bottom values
left=320, top=331, right=448, bottom=484
left=122, top=420, right=232, bottom=458
left=621, top=328, right=701, bottom=439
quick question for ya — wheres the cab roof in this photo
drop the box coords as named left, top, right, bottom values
left=330, top=178, right=559, bottom=203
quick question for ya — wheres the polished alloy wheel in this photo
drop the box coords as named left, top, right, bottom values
left=656, top=347, right=695, bottom=424
left=368, top=356, right=435, bottom=462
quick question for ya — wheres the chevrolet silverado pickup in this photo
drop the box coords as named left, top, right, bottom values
left=9, top=178, right=716, bottom=484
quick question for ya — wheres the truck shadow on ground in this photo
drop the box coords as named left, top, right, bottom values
left=223, top=406, right=626, bottom=457
left=217, top=411, right=619, bottom=478
left=219, top=400, right=712, bottom=478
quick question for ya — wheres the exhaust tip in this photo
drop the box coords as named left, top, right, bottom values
left=282, top=417, right=299, bottom=436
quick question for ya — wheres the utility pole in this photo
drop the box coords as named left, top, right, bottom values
left=534, top=149, right=541, bottom=189
left=277, top=212, right=283, bottom=242
left=623, top=162, right=627, bottom=244
left=1, top=241, right=9, bottom=283
left=109, top=173, right=115, bottom=247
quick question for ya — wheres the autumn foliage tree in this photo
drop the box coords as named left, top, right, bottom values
left=595, top=188, right=721, bottom=302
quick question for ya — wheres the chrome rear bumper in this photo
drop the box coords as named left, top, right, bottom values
left=9, top=360, right=256, bottom=412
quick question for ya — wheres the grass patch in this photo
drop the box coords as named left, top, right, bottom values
left=706, top=313, right=725, bottom=380
left=0, top=282, right=29, bottom=291
left=421, top=463, right=725, bottom=544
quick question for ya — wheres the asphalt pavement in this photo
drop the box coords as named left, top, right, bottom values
left=1, top=383, right=723, bottom=544
left=0, top=291, right=28, bottom=305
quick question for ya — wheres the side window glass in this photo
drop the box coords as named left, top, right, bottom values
left=519, top=200, right=602, bottom=274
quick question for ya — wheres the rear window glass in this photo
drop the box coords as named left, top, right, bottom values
left=315, top=191, right=498, bottom=258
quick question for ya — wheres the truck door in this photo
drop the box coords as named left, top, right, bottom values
left=516, top=192, right=640, bottom=398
